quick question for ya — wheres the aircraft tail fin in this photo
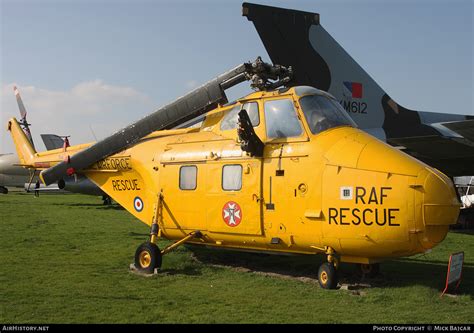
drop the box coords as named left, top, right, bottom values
left=243, top=2, right=470, bottom=141
left=7, top=118, right=37, bottom=166
left=41, top=134, right=69, bottom=151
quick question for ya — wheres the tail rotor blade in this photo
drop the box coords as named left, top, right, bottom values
left=13, top=85, right=35, bottom=149
left=14, top=85, right=27, bottom=119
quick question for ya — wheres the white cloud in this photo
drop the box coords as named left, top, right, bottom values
left=185, top=80, right=199, bottom=89
left=0, top=80, right=155, bottom=153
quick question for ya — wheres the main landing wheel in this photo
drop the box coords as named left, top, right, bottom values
left=356, top=263, right=380, bottom=278
left=134, top=242, right=162, bottom=274
left=318, top=262, right=338, bottom=289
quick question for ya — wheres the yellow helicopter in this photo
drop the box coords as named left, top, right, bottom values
left=8, top=57, right=460, bottom=289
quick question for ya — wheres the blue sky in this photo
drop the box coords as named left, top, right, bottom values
left=1, top=0, right=472, bottom=153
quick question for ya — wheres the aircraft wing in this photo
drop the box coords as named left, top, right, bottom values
left=389, top=134, right=474, bottom=176
left=441, top=120, right=474, bottom=142
left=24, top=183, right=62, bottom=192
left=390, top=118, right=474, bottom=176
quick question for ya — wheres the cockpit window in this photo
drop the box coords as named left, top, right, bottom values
left=220, top=102, right=260, bottom=131
left=244, top=102, right=260, bottom=127
left=299, top=95, right=357, bottom=135
left=264, top=99, right=303, bottom=139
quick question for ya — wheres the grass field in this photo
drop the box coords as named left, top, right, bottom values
left=0, top=193, right=472, bottom=323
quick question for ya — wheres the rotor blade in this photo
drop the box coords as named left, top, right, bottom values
left=14, top=85, right=35, bottom=149
left=40, top=57, right=292, bottom=185
left=40, top=63, right=248, bottom=185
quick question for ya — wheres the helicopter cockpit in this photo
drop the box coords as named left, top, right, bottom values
left=212, top=85, right=357, bottom=144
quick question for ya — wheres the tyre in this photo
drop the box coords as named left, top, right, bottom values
left=134, top=242, right=162, bottom=274
left=318, top=262, right=338, bottom=289
left=0, top=187, right=8, bottom=194
left=356, top=263, right=380, bottom=278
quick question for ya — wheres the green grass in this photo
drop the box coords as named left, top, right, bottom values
left=0, top=193, right=472, bottom=323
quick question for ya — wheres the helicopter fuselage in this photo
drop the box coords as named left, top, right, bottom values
left=80, top=86, right=460, bottom=264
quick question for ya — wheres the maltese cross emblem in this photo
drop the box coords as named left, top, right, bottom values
left=222, top=201, right=242, bottom=227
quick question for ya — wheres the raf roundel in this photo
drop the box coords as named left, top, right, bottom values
left=134, top=196, right=144, bottom=212
left=222, top=201, right=242, bottom=227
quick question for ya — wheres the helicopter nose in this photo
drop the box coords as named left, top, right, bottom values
left=352, top=132, right=460, bottom=250
left=320, top=128, right=461, bottom=257
left=414, top=168, right=460, bottom=250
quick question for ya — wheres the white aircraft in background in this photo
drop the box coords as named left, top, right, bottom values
left=0, top=86, right=111, bottom=203
left=0, top=153, right=34, bottom=194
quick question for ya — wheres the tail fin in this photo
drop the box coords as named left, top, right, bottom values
left=243, top=3, right=470, bottom=141
left=41, top=134, right=70, bottom=151
left=7, top=118, right=36, bottom=166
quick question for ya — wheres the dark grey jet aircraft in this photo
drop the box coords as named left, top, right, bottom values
left=243, top=2, right=473, bottom=177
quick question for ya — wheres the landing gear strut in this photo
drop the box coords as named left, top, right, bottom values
left=317, top=246, right=339, bottom=289
left=133, top=193, right=202, bottom=274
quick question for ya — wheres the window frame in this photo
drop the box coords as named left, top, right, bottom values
left=242, top=102, right=260, bottom=127
left=179, top=165, right=198, bottom=191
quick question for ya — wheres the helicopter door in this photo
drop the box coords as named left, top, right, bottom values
left=261, top=98, right=312, bottom=243
left=158, top=161, right=207, bottom=232
left=205, top=158, right=263, bottom=235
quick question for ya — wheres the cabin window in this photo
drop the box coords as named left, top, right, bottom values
left=179, top=165, right=197, bottom=190
left=222, top=165, right=242, bottom=191
left=220, top=102, right=260, bottom=130
left=264, top=99, right=303, bottom=139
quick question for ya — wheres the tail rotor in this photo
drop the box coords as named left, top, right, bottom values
left=13, top=85, right=35, bottom=150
